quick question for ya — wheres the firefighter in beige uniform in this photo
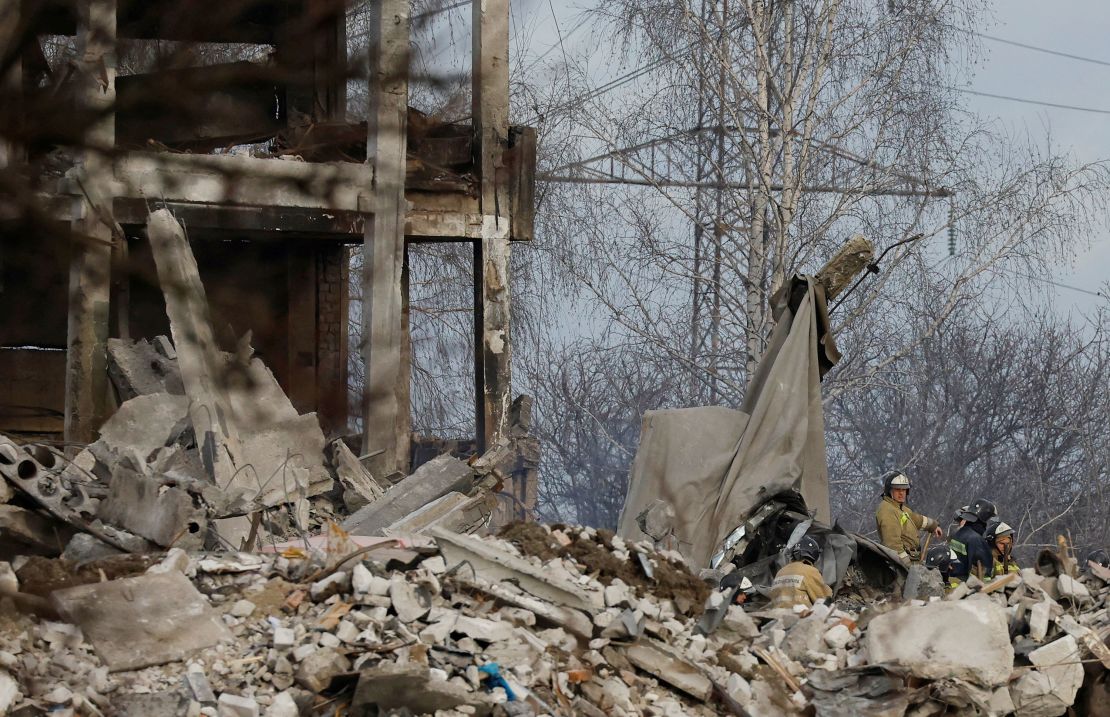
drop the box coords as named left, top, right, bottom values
left=770, top=536, right=832, bottom=609
left=875, top=471, right=942, bottom=563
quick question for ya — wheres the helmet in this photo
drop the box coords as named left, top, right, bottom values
left=958, top=498, right=996, bottom=524
left=1088, top=549, right=1110, bottom=569
left=924, top=543, right=952, bottom=571
left=985, top=517, right=1014, bottom=544
left=882, top=471, right=912, bottom=497
left=790, top=535, right=822, bottom=564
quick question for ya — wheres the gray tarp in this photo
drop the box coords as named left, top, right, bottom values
left=618, top=277, right=834, bottom=567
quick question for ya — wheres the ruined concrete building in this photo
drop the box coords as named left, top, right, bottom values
left=0, top=0, right=536, bottom=514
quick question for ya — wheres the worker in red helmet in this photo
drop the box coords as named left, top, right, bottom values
left=874, top=470, right=942, bottom=564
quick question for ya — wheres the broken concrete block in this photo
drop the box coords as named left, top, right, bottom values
left=342, top=455, right=477, bottom=536
left=0, top=504, right=75, bottom=557
left=309, top=571, right=349, bottom=601
left=389, top=575, right=431, bottom=623
left=623, top=640, right=712, bottom=701
left=1056, top=574, right=1093, bottom=606
left=50, top=571, right=232, bottom=672
left=1029, top=600, right=1053, bottom=642
left=217, top=693, right=260, bottom=717
left=432, top=527, right=599, bottom=612
left=454, top=576, right=594, bottom=639
left=112, top=690, right=191, bottom=716
left=902, top=564, right=945, bottom=600
left=453, top=615, right=514, bottom=643
left=96, top=468, right=206, bottom=548
left=0, top=670, right=18, bottom=713
left=383, top=491, right=472, bottom=535
left=273, top=627, right=296, bottom=650
left=263, top=691, right=299, bottom=717
left=97, top=393, right=190, bottom=460
left=635, top=499, right=676, bottom=542
left=824, top=624, right=854, bottom=650
left=352, top=663, right=495, bottom=716
left=604, top=579, right=633, bottom=608
left=329, top=439, right=385, bottom=512
left=865, top=599, right=1014, bottom=686
left=183, top=670, right=217, bottom=705
left=1011, top=635, right=1084, bottom=717
left=107, top=337, right=185, bottom=400
left=229, top=600, right=256, bottom=618
left=60, top=533, right=124, bottom=565
left=294, top=648, right=351, bottom=692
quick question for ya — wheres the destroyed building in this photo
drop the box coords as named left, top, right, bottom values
left=0, top=0, right=537, bottom=517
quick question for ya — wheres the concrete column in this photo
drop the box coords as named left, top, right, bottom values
left=64, top=0, right=117, bottom=444
left=361, top=0, right=410, bottom=476
left=472, top=0, right=512, bottom=450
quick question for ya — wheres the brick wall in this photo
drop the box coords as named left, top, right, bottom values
left=316, top=245, right=350, bottom=435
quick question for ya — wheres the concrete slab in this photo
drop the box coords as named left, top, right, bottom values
left=865, top=599, right=1014, bottom=687
left=96, top=468, right=207, bottom=548
left=343, top=455, right=476, bottom=536
left=107, top=337, right=185, bottom=400
left=97, top=393, right=190, bottom=461
left=50, top=571, right=232, bottom=671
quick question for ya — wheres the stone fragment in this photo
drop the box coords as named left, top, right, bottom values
left=60, top=533, right=125, bottom=565
left=183, top=671, right=217, bottom=705
left=272, top=627, right=296, bottom=650
left=264, top=691, right=299, bottom=717
left=295, top=648, right=351, bottom=692
left=604, top=579, right=632, bottom=608
left=217, top=693, right=260, bottom=717
left=49, top=571, right=232, bottom=672
left=352, top=663, right=495, bottom=715
left=636, top=499, right=676, bottom=541
left=454, top=615, right=514, bottom=643
left=310, top=571, right=350, bottom=601
left=1028, top=600, right=1053, bottom=642
left=902, top=564, right=945, bottom=600
left=1056, top=574, right=1093, bottom=606
left=229, top=600, right=256, bottom=618
left=389, top=576, right=430, bottom=623
left=1011, top=635, right=1083, bottom=717
left=0, top=670, right=19, bottom=714
left=865, top=599, right=1013, bottom=686
left=351, top=563, right=373, bottom=594
left=330, top=439, right=386, bottom=512
left=823, top=624, right=854, bottom=650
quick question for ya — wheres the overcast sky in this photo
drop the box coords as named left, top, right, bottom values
left=507, top=0, right=1110, bottom=316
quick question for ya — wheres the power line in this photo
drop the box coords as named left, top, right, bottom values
left=1012, top=271, right=1106, bottom=299
left=968, top=29, right=1110, bottom=69
left=955, top=87, right=1110, bottom=116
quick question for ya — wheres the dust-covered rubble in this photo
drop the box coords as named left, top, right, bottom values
left=1, top=519, right=1108, bottom=716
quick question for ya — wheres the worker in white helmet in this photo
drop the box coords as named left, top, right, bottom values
left=874, top=470, right=942, bottom=563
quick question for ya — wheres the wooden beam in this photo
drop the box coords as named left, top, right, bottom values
left=361, top=0, right=410, bottom=476
left=472, top=0, right=512, bottom=450
left=64, top=0, right=116, bottom=444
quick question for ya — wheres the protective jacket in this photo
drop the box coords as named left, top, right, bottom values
left=992, top=556, right=1020, bottom=576
left=950, top=523, right=994, bottom=581
left=770, top=561, right=832, bottom=609
left=875, top=496, right=937, bottom=560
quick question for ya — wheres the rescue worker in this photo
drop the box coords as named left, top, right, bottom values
left=1087, top=549, right=1110, bottom=570
left=923, top=543, right=960, bottom=592
left=949, top=498, right=996, bottom=581
left=874, top=470, right=942, bottom=563
left=770, top=535, right=832, bottom=610
left=985, top=517, right=1019, bottom=576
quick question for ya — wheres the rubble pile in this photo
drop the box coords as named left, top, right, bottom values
left=1, top=509, right=1109, bottom=715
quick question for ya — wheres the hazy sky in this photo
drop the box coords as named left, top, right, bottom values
left=508, top=0, right=1110, bottom=316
